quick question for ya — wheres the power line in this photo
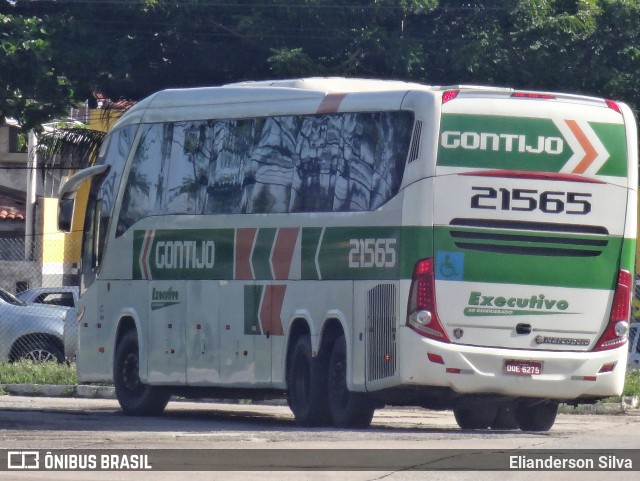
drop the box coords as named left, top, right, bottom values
left=24, top=0, right=613, bottom=12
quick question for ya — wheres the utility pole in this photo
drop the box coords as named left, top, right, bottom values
left=25, top=130, right=37, bottom=261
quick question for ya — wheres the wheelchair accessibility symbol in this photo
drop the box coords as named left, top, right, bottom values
left=435, top=252, right=464, bottom=280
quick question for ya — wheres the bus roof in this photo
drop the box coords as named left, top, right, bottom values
left=112, top=78, right=617, bottom=130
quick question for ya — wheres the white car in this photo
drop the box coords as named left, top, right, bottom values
left=16, top=287, right=79, bottom=361
left=16, top=286, right=78, bottom=308
left=0, top=287, right=67, bottom=362
left=629, top=324, right=640, bottom=370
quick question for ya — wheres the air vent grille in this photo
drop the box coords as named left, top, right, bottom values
left=408, top=120, right=423, bottom=163
left=367, top=283, right=397, bottom=381
left=449, top=218, right=609, bottom=257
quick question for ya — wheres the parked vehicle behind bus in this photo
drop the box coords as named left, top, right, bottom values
left=0, top=287, right=66, bottom=363
left=629, top=323, right=640, bottom=369
left=58, top=78, right=637, bottom=431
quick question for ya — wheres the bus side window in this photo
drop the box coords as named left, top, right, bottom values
left=81, top=125, right=134, bottom=287
left=291, top=115, right=337, bottom=213
left=370, top=112, right=414, bottom=210
left=164, top=121, right=209, bottom=215
left=113, top=110, right=415, bottom=235
left=206, top=119, right=254, bottom=214
left=333, top=113, right=376, bottom=212
left=242, top=116, right=296, bottom=214
left=117, top=124, right=169, bottom=234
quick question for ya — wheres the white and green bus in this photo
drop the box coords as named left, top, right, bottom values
left=58, top=78, right=637, bottom=431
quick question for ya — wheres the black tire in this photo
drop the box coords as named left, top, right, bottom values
left=454, top=404, right=497, bottom=430
left=14, top=337, right=64, bottom=363
left=515, top=400, right=558, bottom=432
left=490, top=404, right=519, bottom=430
left=113, top=330, right=171, bottom=416
left=327, top=335, right=375, bottom=429
left=286, top=335, right=331, bottom=426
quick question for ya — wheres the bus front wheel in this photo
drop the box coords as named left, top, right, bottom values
left=327, top=335, right=375, bottom=428
left=113, top=330, right=171, bottom=416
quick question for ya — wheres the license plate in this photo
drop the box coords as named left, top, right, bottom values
left=504, top=360, right=543, bottom=376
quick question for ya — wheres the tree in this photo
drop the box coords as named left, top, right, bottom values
left=0, top=3, right=75, bottom=130
left=3, top=0, right=640, bottom=132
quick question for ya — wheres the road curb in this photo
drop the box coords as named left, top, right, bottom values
left=1, top=384, right=638, bottom=414
left=559, top=396, right=639, bottom=415
left=0, top=384, right=115, bottom=399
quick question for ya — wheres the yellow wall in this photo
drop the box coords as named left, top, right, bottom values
left=89, top=107, right=126, bottom=133
left=42, top=107, right=125, bottom=281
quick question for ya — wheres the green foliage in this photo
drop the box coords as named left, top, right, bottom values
left=0, top=361, right=77, bottom=386
left=3, top=0, right=640, bottom=130
left=0, top=7, right=75, bottom=130
left=623, top=369, right=640, bottom=397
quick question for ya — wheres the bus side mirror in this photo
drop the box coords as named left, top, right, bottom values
left=58, top=198, right=75, bottom=233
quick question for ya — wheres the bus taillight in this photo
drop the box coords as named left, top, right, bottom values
left=442, top=90, right=459, bottom=104
left=406, top=258, right=451, bottom=343
left=594, top=269, right=631, bottom=351
left=605, top=99, right=622, bottom=113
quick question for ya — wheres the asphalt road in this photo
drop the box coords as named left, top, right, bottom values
left=0, top=395, right=639, bottom=481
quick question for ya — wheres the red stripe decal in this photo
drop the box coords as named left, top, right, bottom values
left=565, top=119, right=598, bottom=174
left=141, top=230, right=154, bottom=280
left=271, top=227, right=299, bottom=280
left=460, top=170, right=605, bottom=184
left=317, top=93, right=347, bottom=114
left=235, top=228, right=257, bottom=280
left=260, top=285, right=286, bottom=336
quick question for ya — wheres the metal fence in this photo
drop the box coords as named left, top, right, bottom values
left=0, top=235, right=80, bottom=364
left=1, top=234, right=640, bottom=368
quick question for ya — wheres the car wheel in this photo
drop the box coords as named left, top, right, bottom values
left=14, top=338, right=64, bottom=363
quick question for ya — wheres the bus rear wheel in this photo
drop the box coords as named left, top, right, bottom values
left=114, top=330, right=171, bottom=416
left=515, top=400, right=558, bottom=432
left=286, top=335, right=331, bottom=426
left=454, top=404, right=497, bottom=430
left=327, top=335, right=375, bottom=429
left=490, top=403, right=519, bottom=430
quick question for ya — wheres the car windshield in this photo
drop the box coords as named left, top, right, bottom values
left=0, top=288, right=26, bottom=306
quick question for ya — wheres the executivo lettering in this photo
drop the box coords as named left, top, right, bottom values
left=464, top=291, right=571, bottom=316
left=440, top=131, right=564, bottom=154
left=151, top=287, right=181, bottom=311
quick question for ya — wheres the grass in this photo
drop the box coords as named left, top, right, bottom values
left=0, top=360, right=639, bottom=402
left=622, top=368, right=640, bottom=397
left=0, top=360, right=78, bottom=386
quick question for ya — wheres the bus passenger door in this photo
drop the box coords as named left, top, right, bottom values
left=75, top=283, right=100, bottom=381
left=186, top=280, right=221, bottom=384
left=147, top=281, right=186, bottom=384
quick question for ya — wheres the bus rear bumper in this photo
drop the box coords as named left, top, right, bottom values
left=397, top=326, right=627, bottom=400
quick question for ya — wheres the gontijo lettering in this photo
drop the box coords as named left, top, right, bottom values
left=440, top=131, right=564, bottom=154
left=155, top=240, right=215, bottom=269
